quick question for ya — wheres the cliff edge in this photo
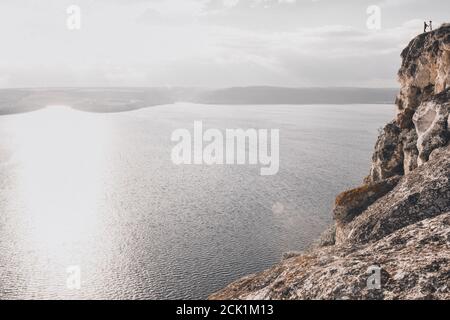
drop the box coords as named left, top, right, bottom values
left=210, top=24, right=450, bottom=300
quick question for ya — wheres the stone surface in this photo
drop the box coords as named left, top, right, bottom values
left=398, top=23, right=450, bottom=102
left=337, top=146, right=450, bottom=245
left=413, top=92, right=450, bottom=165
left=311, top=224, right=336, bottom=249
left=366, top=122, right=404, bottom=182
left=400, top=127, right=419, bottom=174
left=334, top=176, right=401, bottom=226
left=368, top=24, right=450, bottom=181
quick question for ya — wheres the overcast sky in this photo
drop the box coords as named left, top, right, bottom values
left=0, top=0, right=448, bottom=88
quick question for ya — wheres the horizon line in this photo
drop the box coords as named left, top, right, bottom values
left=0, top=86, right=399, bottom=91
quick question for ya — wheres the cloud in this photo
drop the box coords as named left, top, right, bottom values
left=0, top=0, right=449, bottom=88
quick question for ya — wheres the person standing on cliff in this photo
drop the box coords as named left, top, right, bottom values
left=424, top=21, right=429, bottom=33
left=430, top=21, right=433, bottom=31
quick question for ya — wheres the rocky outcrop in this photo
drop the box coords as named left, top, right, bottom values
left=366, top=122, right=405, bottom=182
left=336, top=24, right=450, bottom=245
left=369, top=24, right=450, bottom=183
left=211, top=24, right=450, bottom=300
left=334, top=176, right=401, bottom=225
left=413, top=91, right=450, bottom=165
left=339, top=146, right=450, bottom=245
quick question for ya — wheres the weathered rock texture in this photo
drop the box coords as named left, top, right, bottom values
left=210, top=24, right=450, bottom=300
left=340, top=23, right=450, bottom=244
left=339, top=146, right=450, bottom=245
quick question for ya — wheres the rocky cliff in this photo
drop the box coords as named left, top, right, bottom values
left=210, top=24, right=450, bottom=300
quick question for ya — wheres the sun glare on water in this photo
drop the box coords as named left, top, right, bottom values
left=7, top=106, right=111, bottom=297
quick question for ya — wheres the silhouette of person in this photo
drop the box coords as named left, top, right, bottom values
left=424, top=21, right=429, bottom=33
left=429, top=21, right=433, bottom=31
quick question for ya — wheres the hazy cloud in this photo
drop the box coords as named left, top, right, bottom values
left=0, top=0, right=448, bottom=88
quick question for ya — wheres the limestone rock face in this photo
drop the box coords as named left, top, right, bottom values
left=370, top=24, right=450, bottom=182
left=334, top=26, right=450, bottom=248
left=401, top=127, right=419, bottom=174
left=339, top=146, right=450, bottom=245
left=333, top=176, right=401, bottom=244
left=366, top=122, right=404, bottom=182
left=413, top=92, right=450, bottom=165
left=401, top=24, right=450, bottom=87
left=211, top=24, right=450, bottom=300
left=336, top=25, right=450, bottom=246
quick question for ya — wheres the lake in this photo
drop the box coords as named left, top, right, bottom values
left=0, top=103, right=395, bottom=299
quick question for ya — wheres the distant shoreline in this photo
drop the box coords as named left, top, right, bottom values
left=0, top=87, right=397, bottom=115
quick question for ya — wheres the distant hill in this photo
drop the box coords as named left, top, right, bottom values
left=0, top=87, right=398, bottom=115
left=190, top=87, right=398, bottom=105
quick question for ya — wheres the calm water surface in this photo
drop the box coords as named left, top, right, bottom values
left=0, top=104, right=395, bottom=299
